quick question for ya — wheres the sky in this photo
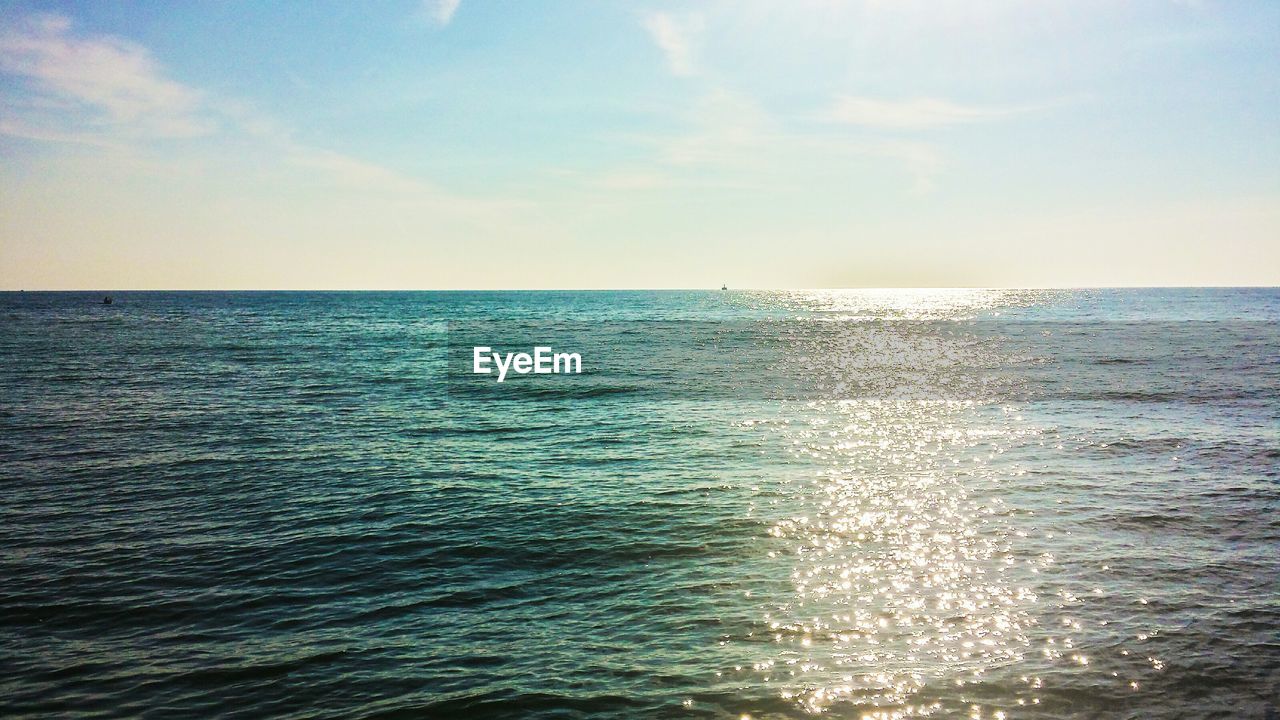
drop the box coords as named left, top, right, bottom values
left=0, top=0, right=1277, bottom=289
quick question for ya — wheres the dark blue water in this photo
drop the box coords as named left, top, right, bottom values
left=1, top=289, right=1277, bottom=719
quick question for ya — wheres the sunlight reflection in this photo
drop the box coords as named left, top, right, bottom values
left=731, top=289, right=1162, bottom=717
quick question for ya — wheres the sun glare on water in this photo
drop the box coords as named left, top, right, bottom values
left=725, top=289, right=1161, bottom=717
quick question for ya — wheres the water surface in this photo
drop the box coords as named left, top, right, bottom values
left=1, top=289, right=1277, bottom=718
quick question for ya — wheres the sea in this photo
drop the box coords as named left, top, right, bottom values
left=1, top=288, right=1277, bottom=719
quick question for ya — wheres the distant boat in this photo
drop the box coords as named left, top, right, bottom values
left=102, top=296, right=113, bottom=305
left=721, top=284, right=728, bottom=290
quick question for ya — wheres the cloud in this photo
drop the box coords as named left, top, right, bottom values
left=0, top=13, right=213, bottom=137
left=287, top=146, right=457, bottom=199
left=827, top=96, right=1015, bottom=129
left=425, top=0, right=460, bottom=26
left=0, top=117, right=122, bottom=147
left=643, top=12, right=702, bottom=77
left=660, top=91, right=944, bottom=192
left=0, top=11, right=507, bottom=225
left=592, top=89, right=944, bottom=196
left=852, top=139, right=943, bottom=193
left=660, top=89, right=768, bottom=165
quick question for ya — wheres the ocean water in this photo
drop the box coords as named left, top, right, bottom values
left=1, top=288, right=1277, bottom=719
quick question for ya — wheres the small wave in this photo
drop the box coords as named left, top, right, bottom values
left=447, top=383, right=643, bottom=400
left=178, top=649, right=350, bottom=685
left=1085, top=437, right=1188, bottom=454
left=401, top=425, right=554, bottom=437
left=365, top=690, right=653, bottom=720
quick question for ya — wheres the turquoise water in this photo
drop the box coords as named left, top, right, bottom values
left=1, top=289, right=1277, bottom=718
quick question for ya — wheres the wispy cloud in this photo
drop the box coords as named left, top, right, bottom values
left=643, top=12, right=702, bottom=77
left=0, top=117, right=123, bottom=148
left=0, top=11, right=505, bottom=223
left=0, top=14, right=213, bottom=137
left=660, top=89, right=768, bottom=165
left=849, top=139, right=944, bottom=193
left=425, top=0, right=461, bottom=27
left=827, top=96, right=1017, bottom=129
left=591, top=89, right=945, bottom=195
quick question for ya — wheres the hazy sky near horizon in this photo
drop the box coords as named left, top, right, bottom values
left=1, top=1, right=1277, bottom=289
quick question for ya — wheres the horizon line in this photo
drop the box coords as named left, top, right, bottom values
left=3, top=285, right=1278, bottom=293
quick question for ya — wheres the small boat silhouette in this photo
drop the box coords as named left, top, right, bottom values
left=102, top=296, right=113, bottom=305
left=721, top=284, right=728, bottom=291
